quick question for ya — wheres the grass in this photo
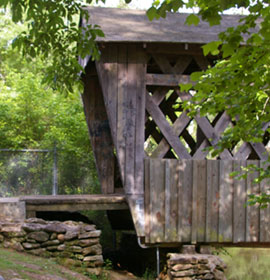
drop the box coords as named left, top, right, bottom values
left=0, top=248, right=83, bottom=280
left=221, top=248, right=270, bottom=280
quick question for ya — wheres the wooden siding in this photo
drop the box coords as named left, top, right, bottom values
left=82, top=63, right=115, bottom=194
left=96, top=45, right=147, bottom=196
left=144, top=158, right=269, bottom=245
left=95, top=45, right=147, bottom=236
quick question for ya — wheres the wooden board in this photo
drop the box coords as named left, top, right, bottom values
left=206, top=160, right=219, bottom=242
left=82, top=63, right=115, bottom=194
left=22, top=194, right=128, bottom=212
left=246, top=160, right=260, bottom=242
left=144, top=159, right=270, bottom=245
left=218, top=160, right=233, bottom=242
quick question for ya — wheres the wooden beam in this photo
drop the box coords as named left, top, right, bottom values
left=22, top=194, right=128, bottom=211
left=146, top=74, right=192, bottom=86
left=82, top=63, right=115, bottom=194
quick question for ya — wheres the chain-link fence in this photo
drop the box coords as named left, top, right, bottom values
left=0, top=148, right=100, bottom=197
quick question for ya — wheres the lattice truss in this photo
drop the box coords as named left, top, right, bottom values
left=144, top=53, right=270, bottom=160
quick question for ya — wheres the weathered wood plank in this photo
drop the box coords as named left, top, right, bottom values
left=180, top=160, right=193, bottom=242
left=23, top=194, right=128, bottom=211
left=206, top=160, right=219, bottom=242
left=95, top=46, right=118, bottom=147
left=233, top=160, right=246, bottom=243
left=260, top=161, right=270, bottom=242
left=191, top=160, right=199, bottom=243
left=125, top=45, right=137, bottom=194
left=82, top=64, right=115, bottom=194
left=135, top=47, right=146, bottom=194
left=246, top=160, right=260, bottom=242
left=219, top=160, right=233, bottom=242
left=117, top=45, right=128, bottom=186
left=196, top=160, right=207, bottom=242
left=146, top=74, right=192, bottom=86
left=149, top=159, right=165, bottom=243
left=144, top=159, right=150, bottom=243
left=165, top=160, right=171, bottom=240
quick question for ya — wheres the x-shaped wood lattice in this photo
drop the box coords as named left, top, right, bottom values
left=144, top=53, right=269, bottom=160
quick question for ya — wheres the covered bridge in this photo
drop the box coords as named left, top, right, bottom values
left=80, top=7, right=270, bottom=247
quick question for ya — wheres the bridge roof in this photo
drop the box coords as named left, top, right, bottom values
left=82, top=6, right=244, bottom=44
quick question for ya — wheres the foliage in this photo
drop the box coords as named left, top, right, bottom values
left=0, top=0, right=105, bottom=95
left=221, top=248, right=270, bottom=280
left=0, top=11, right=99, bottom=196
left=148, top=0, right=270, bottom=204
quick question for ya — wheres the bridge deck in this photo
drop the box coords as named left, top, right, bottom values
left=20, top=194, right=128, bottom=213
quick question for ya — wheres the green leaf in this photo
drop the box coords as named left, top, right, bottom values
left=180, top=83, right=192, bottom=92
left=202, top=41, right=222, bottom=56
left=190, top=71, right=202, bottom=81
left=185, top=14, right=200, bottom=26
left=147, top=7, right=157, bottom=21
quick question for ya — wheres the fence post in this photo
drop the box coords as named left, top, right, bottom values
left=52, top=145, right=58, bottom=195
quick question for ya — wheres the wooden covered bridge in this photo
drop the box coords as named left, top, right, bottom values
left=78, top=7, right=270, bottom=247
left=14, top=7, right=269, bottom=248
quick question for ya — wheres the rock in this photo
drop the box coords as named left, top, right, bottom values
left=63, top=221, right=79, bottom=227
left=64, top=230, right=78, bottom=241
left=46, top=246, right=59, bottom=251
left=83, top=225, right=96, bottom=232
left=180, top=245, right=197, bottom=254
left=22, top=242, right=41, bottom=249
left=11, top=242, right=24, bottom=252
left=57, top=234, right=65, bottom=242
left=0, top=234, right=4, bottom=242
left=68, top=246, right=83, bottom=253
left=44, top=223, right=67, bottom=233
left=83, top=255, right=103, bottom=262
left=27, top=231, right=49, bottom=242
left=25, top=218, right=47, bottom=224
left=171, top=263, right=193, bottom=271
left=22, top=223, right=46, bottom=232
left=79, top=230, right=101, bottom=239
left=41, top=240, right=60, bottom=247
left=57, top=244, right=66, bottom=251
left=50, top=233, right=57, bottom=240
left=82, top=244, right=102, bottom=256
left=3, top=240, right=11, bottom=248
left=79, top=238, right=99, bottom=247
left=75, top=254, right=84, bottom=260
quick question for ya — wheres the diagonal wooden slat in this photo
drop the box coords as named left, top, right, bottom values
left=178, top=91, right=233, bottom=159
left=173, top=55, right=193, bottom=74
left=146, top=93, right=191, bottom=159
left=151, top=112, right=191, bottom=158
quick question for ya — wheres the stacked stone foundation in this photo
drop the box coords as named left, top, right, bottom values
left=0, top=218, right=103, bottom=272
left=166, top=253, right=227, bottom=280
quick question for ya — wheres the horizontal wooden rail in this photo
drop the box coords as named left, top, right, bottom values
left=20, top=194, right=129, bottom=212
left=146, top=74, right=192, bottom=86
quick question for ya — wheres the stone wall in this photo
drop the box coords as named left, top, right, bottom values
left=0, top=218, right=103, bottom=273
left=166, top=253, right=227, bottom=280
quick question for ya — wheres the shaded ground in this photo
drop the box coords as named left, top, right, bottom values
left=0, top=248, right=138, bottom=280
